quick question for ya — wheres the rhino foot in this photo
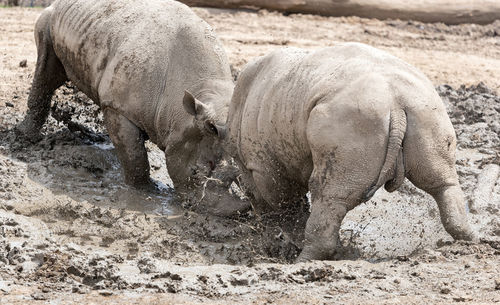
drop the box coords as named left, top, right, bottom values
left=15, top=120, right=44, bottom=143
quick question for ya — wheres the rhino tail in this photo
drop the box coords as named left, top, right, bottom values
left=363, top=108, right=407, bottom=200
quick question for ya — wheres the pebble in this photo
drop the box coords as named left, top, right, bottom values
left=19, top=59, right=27, bottom=68
left=31, top=293, right=47, bottom=300
left=453, top=295, right=472, bottom=302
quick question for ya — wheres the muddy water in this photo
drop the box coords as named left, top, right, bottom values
left=29, top=141, right=181, bottom=215
left=4, top=132, right=162, bottom=220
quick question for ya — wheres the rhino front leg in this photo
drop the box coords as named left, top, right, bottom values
left=103, top=108, right=151, bottom=188
left=250, top=169, right=307, bottom=214
left=240, top=170, right=274, bottom=215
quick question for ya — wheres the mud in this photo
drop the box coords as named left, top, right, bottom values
left=0, top=7, right=499, bottom=304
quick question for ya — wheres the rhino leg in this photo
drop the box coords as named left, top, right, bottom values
left=246, top=170, right=276, bottom=214
left=298, top=101, right=388, bottom=261
left=298, top=188, right=348, bottom=261
left=297, top=157, right=381, bottom=261
left=251, top=169, right=307, bottom=214
left=103, top=108, right=151, bottom=188
left=18, top=8, right=67, bottom=138
left=403, top=114, right=477, bottom=242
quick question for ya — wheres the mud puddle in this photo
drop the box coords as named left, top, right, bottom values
left=3, top=82, right=183, bottom=216
left=27, top=141, right=180, bottom=216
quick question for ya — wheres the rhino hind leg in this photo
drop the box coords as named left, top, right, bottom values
left=103, top=108, right=151, bottom=188
left=297, top=190, right=348, bottom=261
left=298, top=157, right=381, bottom=262
left=18, top=9, right=67, bottom=138
left=403, top=125, right=477, bottom=242
left=298, top=100, right=390, bottom=261
left=426, top=184, right=477, bottom=241
left=408, top=168, right=476, bottom=242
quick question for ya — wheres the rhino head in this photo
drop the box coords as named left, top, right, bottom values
left=182, top=80, right=232, bottom=176
left=182, top=82, right=252, bottom=216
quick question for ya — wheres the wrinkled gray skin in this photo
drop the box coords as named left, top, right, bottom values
left=211, top=43, right=477, bottom=261
left=18, top=0, right=236, bottom=201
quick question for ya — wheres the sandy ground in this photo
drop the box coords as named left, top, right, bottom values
left=0, top=6, right=499, bottom=304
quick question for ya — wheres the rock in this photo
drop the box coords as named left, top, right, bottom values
left=0, top=281, right=11, bottom=293
left=31, top=293, right=47, bottom=300
left=72, top=286, right=88, bottom=294
left=66, top=265, right=83, bottom=277
left=230, top=276, right=249, bottom=286
left=440, top=287, right=451, bottom=294
left=452, top=295, right=472, bottom=302
left=495, top=279, right=500, bottom=290
left=99, top=290, right=113, bottom=296
left=197, top=275, right=208, bottom=284
left=19, top=59, right=27, bottom=68
left=5, top=102, right=14, bottom=108
left=471, top=164, right=499, bottom=213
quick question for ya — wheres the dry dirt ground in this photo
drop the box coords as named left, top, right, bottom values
left=0, top=6, right=499, bottom=304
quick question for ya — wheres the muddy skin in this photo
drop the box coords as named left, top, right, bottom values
left=1, top=6, right=499, bottom=304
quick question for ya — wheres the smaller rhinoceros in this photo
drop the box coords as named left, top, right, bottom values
left=18, top=0, right=236, bottom=204
left=188, top=43, right=477, bottom=261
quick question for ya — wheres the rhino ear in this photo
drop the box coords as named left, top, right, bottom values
left=183, top=90, right=208, bottom=118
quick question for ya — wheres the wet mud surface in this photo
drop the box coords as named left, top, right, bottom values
left=0, top=7, right=499, bottom=304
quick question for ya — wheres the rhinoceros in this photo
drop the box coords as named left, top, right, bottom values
left=18, top=0, right=235, bottom=198
left=188, top=43, right=477, bottom=261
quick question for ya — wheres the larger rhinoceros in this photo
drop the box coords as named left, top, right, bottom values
left=188, top=43, right=477, bottom=261
left=18, top=0, right=235, bottom=197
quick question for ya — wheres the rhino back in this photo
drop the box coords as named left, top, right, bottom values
left=231, top=43, right=438, bottom=184
left=48, top=0, right=231, bottom=143
left=229, top=48, right=315, bottom=184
